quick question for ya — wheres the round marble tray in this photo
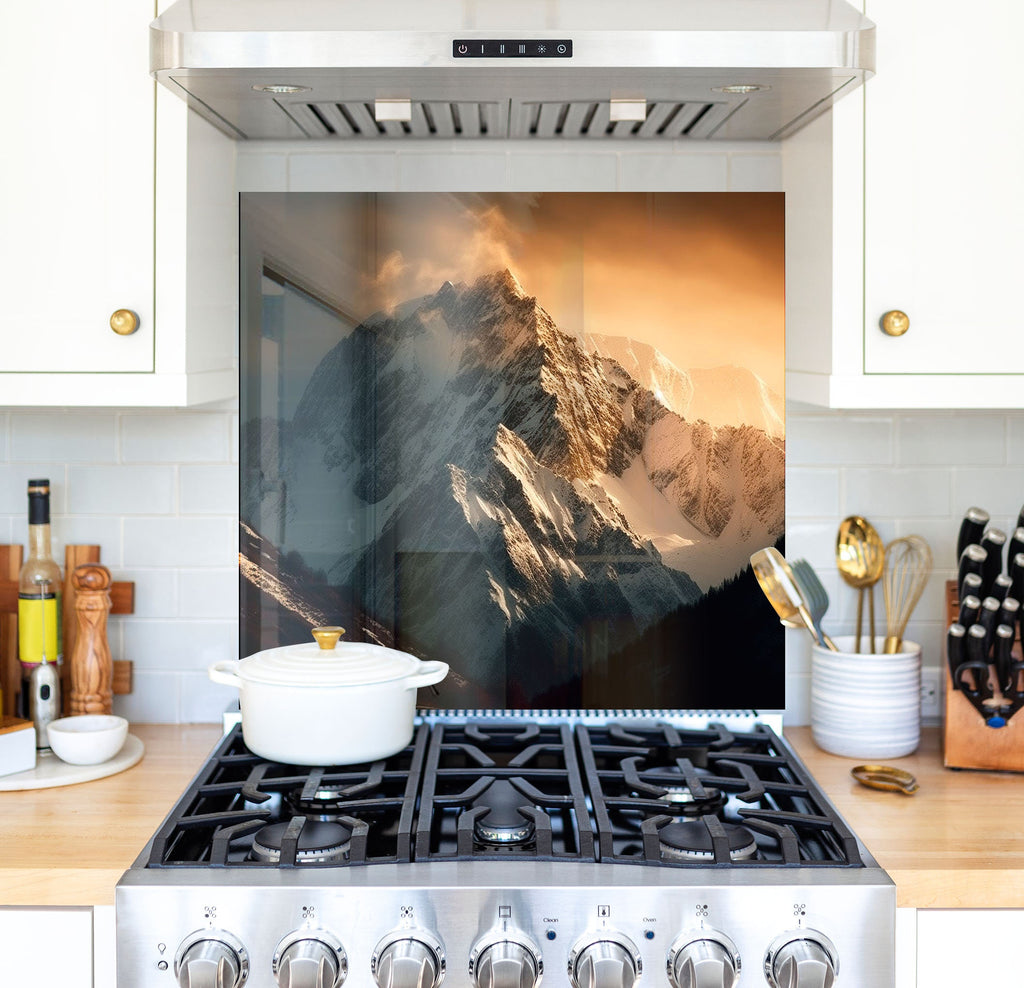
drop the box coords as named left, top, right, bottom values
left=0, top=733, right=144, bottom=791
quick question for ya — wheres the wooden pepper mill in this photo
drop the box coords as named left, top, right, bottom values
left=69, top=563, right=113, bottom=715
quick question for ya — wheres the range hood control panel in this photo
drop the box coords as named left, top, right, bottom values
left=452, top=40, right=573, bottom=58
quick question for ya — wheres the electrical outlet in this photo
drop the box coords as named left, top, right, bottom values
left=920, top=667, right=942, bottom=720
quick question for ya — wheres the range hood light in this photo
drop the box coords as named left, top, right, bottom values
left=251, top=84, right=312, bottom=94
left=375, top=98, right=413, bottom=122
left=609, top=99, right=648, bottom=122
left=712, top=84, right=772, bottom=95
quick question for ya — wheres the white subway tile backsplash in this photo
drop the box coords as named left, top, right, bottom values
left=68, top=465, right=176, bottom=515
left=178, top=569, right=238, bottom=619
left=950, top=468, right=1024, bottom=522
left=120, top=412, right=229, bottom=463
left=236, top=152, right=288, bottom=192
left=1008, top=417, right=1024, bottom=464
left=113, top=670, right=181, bottom=724
left=508, top=152, right=617, bottom=191
left=181, top=465, right=239, bottom=515
left=843, top=468, right=951, bottom=518
left=0, top=464, right=67, bottom=514
left=618, top=153, right=727, bottom=192
left=288, top=153, right=398, bottom=191
left=10, top=412, right=116, bottom=463
left=787, top=415, right=892, bottom=466
left=123, top=517, right=235, bottom=568
left=122, top=618, right=238, bottom=671
left=782, top=521, right=842, bottom=570
left=43, top=516, right=123, bottom=567
left=728, top=153, right=783, bottom=191
left=397, top=153, right=508, bottom=191
left=784, top=468, right=840, bottom=517
left=898, top=413, right=1006, bottom=466
left=179, top=671, right=239, bottom=724
left=115, top=568, right=179, bottom=619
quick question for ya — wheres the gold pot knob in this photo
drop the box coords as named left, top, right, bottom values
left=311, top=626, right=346, bottom=650
left=880, top=310, right=910, bottom=337
left=109, top=308, right=140, bottom=336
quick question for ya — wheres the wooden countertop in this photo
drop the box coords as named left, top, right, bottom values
left=1, top=725, right=1021, bottom=909
left=785, top=726, right=1024, bottom=909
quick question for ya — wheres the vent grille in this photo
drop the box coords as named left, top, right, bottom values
left=513, top=100, right=735, bottom=139
left=283, top=100, right=506, bottom=138
left=280, top=99, right=736, bottom=139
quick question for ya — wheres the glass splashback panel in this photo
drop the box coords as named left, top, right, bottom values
left=240, top=192, right=786, bottom=710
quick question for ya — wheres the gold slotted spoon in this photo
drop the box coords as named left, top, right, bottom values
left=836, top=516, right=885, bottom=653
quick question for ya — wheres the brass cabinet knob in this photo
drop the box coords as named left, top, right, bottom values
left=880, top=310, right=910, bottom=337
left=109, top=308, right=140, bottom=336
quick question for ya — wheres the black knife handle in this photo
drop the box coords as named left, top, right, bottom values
left=1016, top=504, right=1024, bottom=535
left=1011, top=552, right=1024, bottom=605
left=957, top=507, right=990, bottom=562
left=978, top=596, right=1002, bottom=650
left=990, top=573, right=1014, bottom=603
left=998, top=596, right=1020, bottom=632
left=980, top=529, right=1008, bottom=587
left=947, top=623, right=967, bottom=690
left=1008, top=527, right=1024, bottom=569
left=965, top=624, right=993, bottom=697
left=958, top=593, right=982, bottom=629
left=995, top=624, right=1016, bottom=695
left=958, top=544, right=988, bottom=598
left=960, top=572, right=984, bottom=602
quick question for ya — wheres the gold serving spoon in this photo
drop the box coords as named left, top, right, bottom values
left=836, top=516, right=886, bottom=653
left=750, top=547, right=839, bottom=651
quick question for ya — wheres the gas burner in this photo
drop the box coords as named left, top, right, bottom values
left=285, top=785, right=353, bottom=820
left=656, top=785, right=727, bottom=818
left=250, top=820, right=352, bottom=864
left=657, top=821, right=757, bottom=863
left=471, top=780, right=536, bottom=845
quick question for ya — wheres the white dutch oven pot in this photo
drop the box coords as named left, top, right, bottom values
left=209, top=626, right=449, bottom=765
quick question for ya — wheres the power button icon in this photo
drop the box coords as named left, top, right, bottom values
left=458, top=44, right=468, bottom=54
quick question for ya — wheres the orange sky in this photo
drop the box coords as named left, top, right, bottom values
left=364, top=192, right=785, bottom=396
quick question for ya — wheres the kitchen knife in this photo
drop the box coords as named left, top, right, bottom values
left=994, top=623, right=1016, bottom=695
left=997, top=595, right=1020, bottom=632
left=946, top=622, right=966, bottom=690
left=977, top=596, right=1002, bottom=651
left=958, top=544, right=988, bottom=599
left=960, top=572, right=983, bottom=602
left=957, top=506, right=990, bottom=562
left=1017, top=504, right=1024, bottom=534
left=960, top=624, right=993, bottom=698
left=1011, top=552, right=1024, bottom=605
left=1009, top=527, right=1024, bottom=568
left=957, top=593, right=982, bottom=629
left=990, top=573, right=1014, bottom=603
left=980, top=528, right=1007, bottom=588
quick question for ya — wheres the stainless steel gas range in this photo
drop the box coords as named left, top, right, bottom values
left=116, top=714, right=894, bottom=988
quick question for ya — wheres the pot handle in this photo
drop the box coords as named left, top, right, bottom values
left=405, top=660, right=449, bottom=691
left=209, top=660, right=243, bottom=689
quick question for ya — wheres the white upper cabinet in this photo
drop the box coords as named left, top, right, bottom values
left=784, top=0, right=1024, bottom=408
left=0, top=0, right=236, bottom=407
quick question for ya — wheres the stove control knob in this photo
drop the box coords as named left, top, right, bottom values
left=668, top=932, right=740, bottom=988
left=568, top=933, right=641, bottom=988
left=274, top=931, right=347, bottom=988
left=470, top=934, right=543, bottom=988
left=372, top=931, right=446, bottom=988
left=174, top=930, right=249, bottom=988
left=764, top=931, right=838, bottom=988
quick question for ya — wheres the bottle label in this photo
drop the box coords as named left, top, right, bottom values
left=18, top=594, right=62, bottom=667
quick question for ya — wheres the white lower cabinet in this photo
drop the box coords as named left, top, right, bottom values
left=916, top=910, right=1023, bottom=986
left=0, top=906, right=94, bottom=987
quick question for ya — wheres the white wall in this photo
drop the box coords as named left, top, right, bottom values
left=4, top=142, right=1019, bottom=723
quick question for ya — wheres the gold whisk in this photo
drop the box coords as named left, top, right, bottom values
left=882, top=535, right=933, bottom=654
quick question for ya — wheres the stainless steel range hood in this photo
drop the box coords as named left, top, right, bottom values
left=151, top=0, right=874, bottom=142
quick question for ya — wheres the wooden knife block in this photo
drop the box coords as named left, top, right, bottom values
left=943, top=580, right=1024, bottom=771
left=0, top=544, right=134, bottom=718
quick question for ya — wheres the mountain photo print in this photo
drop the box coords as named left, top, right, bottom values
left=239, top=192, right=786, bottom=711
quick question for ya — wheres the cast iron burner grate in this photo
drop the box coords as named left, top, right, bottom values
left=142, top=720, right=862, bottom=870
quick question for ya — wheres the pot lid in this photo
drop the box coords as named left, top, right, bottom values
left=238, top=627, right=425, bottom=687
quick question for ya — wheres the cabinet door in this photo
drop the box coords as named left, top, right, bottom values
left=0, top=907, right=94, bottom=987
left=0, top=0, right=154, bottom=373
left=863, top=0, right=1024, bottom=375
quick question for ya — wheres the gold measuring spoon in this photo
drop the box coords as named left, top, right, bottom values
left=851, top=764, right=919, bottom=795
left=836, top=516, right=886, bottom=653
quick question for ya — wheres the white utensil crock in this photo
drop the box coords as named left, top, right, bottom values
left=209, top=628, right=448, bottom=765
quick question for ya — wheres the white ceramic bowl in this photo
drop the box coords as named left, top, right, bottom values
left=47, top=715, right=128, bottom=765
